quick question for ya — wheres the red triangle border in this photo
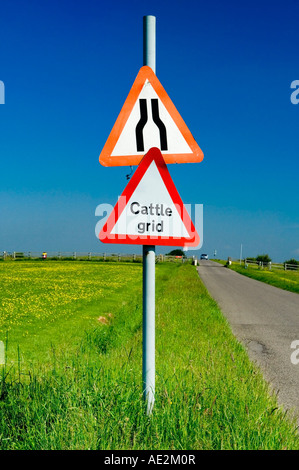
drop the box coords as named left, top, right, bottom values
left=99, top=148, right=200, bottom=247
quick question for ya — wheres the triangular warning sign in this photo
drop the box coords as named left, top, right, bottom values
left=99, top=66, right=204, bottom=167
left=99, top=147, right=200, bottom=247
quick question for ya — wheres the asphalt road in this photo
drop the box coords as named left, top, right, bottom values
left=197, top=259, right=299, bottom=421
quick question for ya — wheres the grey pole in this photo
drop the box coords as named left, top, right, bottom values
left=142, top=244, right=155, bottom=414
left=143, top=15, right=156, bottom=73
left=142, top=15, right=156, bottom=415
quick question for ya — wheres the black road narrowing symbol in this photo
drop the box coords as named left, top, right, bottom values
left=135, top=99, right=168, bottom=152
left=136, top=99, right=148, bottom=152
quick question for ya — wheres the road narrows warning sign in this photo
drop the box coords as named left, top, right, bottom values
left=99, top=66, right=204, bottom=167
left=99, top=147, right=200, bottom=246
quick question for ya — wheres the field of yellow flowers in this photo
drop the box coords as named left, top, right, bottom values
left=0, top=260, right=142, bottom=366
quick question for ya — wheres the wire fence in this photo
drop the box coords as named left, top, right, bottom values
left=0, top=251, right=195, bottom=264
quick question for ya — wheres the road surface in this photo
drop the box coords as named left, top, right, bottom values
left=197, top=259, right=299, bottom=421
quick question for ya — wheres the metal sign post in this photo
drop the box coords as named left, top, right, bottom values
left=143, top=15, right=156, bottom=75
left=98, top=15, right=202, bottom=416
left=142, top=244, right=155, bottom=415
left=142, top=15, right=156, bottom=415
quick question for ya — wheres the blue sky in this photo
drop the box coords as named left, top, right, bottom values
left=0, top=0, right=298, bottom=262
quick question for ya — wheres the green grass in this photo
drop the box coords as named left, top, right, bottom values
left=215, top=260, right=299, bottom=294
left=0, top=261, right=298, bottom=449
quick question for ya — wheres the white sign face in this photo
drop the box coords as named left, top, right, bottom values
left=111, top=160, right=189, bottom=238
left=111, top=80, right=192, bottom=158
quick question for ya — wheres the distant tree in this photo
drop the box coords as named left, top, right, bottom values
left=166, top=249, right=185, bottom=257
left=284, top=258, right=299, bottom=265
left=256, top=254, right=272, bottom=264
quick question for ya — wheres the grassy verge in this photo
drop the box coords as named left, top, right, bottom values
left=214, top=260, right=299, bottom=294
left=0, top=261, right=298, bottom=449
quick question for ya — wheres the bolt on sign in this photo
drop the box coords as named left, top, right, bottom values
left=99, top=66, right=204, bottom=167
left=99, top=147, right=200, bottom=247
